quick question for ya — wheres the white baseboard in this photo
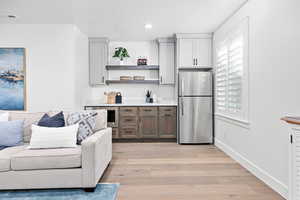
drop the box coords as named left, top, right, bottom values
left=215, top=139, right=288, bottom=199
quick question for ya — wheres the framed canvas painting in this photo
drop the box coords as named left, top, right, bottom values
left=0, top=48, right=26, bottom=110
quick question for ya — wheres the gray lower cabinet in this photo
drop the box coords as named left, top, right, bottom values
left=119, top=107, right=139, bottom=138
left=119, top=127, right=139, bottom=138
left=112, top=128, right=119, bottom=139
left=139, top=107, right=158, bottom=138
left=85, top=105, right=177, bottom=139
left=159, top=107, right=177, bottom=138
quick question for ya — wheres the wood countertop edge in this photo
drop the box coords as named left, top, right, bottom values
left=84, top=104, right=178, bottom=107
left=281, top=117, right=300, bottom=125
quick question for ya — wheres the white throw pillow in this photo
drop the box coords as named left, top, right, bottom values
left=0, top=112, right=9, bottom=121
left=28, top=124, right=79, bottom=149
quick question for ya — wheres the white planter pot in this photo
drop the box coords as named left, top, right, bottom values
left=119, top=60, right=124, bottom=65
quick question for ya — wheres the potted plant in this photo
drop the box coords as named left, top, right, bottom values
left=112, top=47, right=130, bottom=65
left=146, top=90, right=152, bottom=103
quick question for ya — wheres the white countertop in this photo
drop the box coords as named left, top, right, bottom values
left=85, top=99, right=177, bottom=107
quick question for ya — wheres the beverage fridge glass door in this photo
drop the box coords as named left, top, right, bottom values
left=179, top=96, right=212, bottom=143
left=179, top=71, right=212, bottom=96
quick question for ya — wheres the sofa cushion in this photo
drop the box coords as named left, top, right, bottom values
left=28, top=124, right=78, bottom=149
left=49, top=110, right=107, bottom=131
left=8, top=111, right=46, bottom=143
left=0, top=120, right=24, bottom=148
left=10, top=146, right=82, bottom=171
left=0, top=112, right=9, bottom=121
left=38, top=112, right=65, bottom=127
left=67, top=111, right=98, bottom=144
left=5, top=110, right=107, bottom=144
left=48, top=111, right=71, bottom=125
left=94, top=110, right=107, bottom=131
left=0, top=145, right=27, bottom=172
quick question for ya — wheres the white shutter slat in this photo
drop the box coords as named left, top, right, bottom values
left=229, top=46, right=243, bottom=54
left=217, top=59, right=228, bottom=64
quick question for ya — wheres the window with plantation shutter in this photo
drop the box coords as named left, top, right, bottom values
left=215, top=18, right=249, bottom=121
left=228, top=34, right=243, bottom=113
left=216, top=46, right=228, bottom=112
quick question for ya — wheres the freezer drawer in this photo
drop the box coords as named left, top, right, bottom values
left=179, top=97, right=212, bottom=143
left=179, top=71, right=212, bottom=96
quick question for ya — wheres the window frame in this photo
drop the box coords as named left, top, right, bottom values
left=214, top=17, right=249, bottom=123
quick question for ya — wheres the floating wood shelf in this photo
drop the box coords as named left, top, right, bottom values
left=178, top=67, right=213, bottom=71
left=106, top=65, right=159, bottom=70
left=281, top=117, right=300, bottom=125
left=106, top=80, right=160, bottom=84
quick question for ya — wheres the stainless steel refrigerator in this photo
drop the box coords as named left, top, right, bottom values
left=178, top=71, right=213, bottom=144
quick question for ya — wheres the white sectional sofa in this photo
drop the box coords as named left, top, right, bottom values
left=0, top=110, right=112, bottom=191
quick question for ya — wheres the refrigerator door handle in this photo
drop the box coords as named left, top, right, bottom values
left=181, top=78, right=184, bottom=96
left=181, top=98, right=184, bottom=115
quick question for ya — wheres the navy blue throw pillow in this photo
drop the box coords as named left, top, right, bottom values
left=39, top=113, right=50, bottom=122
left=38, top=112, right=65, bottom=127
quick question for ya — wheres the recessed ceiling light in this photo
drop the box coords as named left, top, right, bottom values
left=144, top=24, right=152, bottom=29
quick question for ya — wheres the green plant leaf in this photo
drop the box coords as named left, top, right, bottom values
left=113, top=47, right=130, bottom=60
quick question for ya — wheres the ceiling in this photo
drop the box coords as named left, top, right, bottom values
left=0, top=0, right=247, bottom=40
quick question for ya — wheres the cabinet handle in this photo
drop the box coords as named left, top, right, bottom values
left=164, top=114, right=171, bottom=117
left=143, top=109, right=152, bottom=112
left=196, top=59, right=198, bottom=66
left=193, top=58, right=195, bottom=66
left=102, top=76, right=104, bottom=83
left=160, top=76, right=163, bottom=83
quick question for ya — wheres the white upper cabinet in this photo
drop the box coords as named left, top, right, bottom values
left=158, top=38, right=175, bottom=85
left=89, top=38, right=108, bottom=86
left=176, top=34, right=212, bottom=68
left=178, top=39, right=194, bottom=67
left=196, top=39, right=212, bottom=67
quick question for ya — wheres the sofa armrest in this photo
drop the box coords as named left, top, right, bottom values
left=81, top=128, right=112, bottom=188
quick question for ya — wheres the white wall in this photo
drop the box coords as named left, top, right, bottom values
left=213, top=0, right=300, bottom=198
left=87, top=41, right=175, bottom=103
left=0, top=24, right=89, bottom=111
left=73, top=26, right=90, bottom=109
left=0, top=25, right=173, bottom=110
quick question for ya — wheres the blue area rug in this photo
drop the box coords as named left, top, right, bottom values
left=0, top=183, right=119, bottom=200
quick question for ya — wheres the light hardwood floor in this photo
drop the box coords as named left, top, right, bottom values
left=101, top=143, right=285, bottom=200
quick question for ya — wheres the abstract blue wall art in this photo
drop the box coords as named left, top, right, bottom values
left=0, top=48, right=26, bottom=110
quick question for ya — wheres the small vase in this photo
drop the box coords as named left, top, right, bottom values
left=146, top=97, right=151, bottom=103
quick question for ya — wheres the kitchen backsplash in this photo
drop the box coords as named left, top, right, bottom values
left=87, top=84, right=175, bottom=104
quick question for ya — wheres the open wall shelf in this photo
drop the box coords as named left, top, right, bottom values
left=106, top=65, right=159, bottom=70
left=106, top=80, right=160, bottom=84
